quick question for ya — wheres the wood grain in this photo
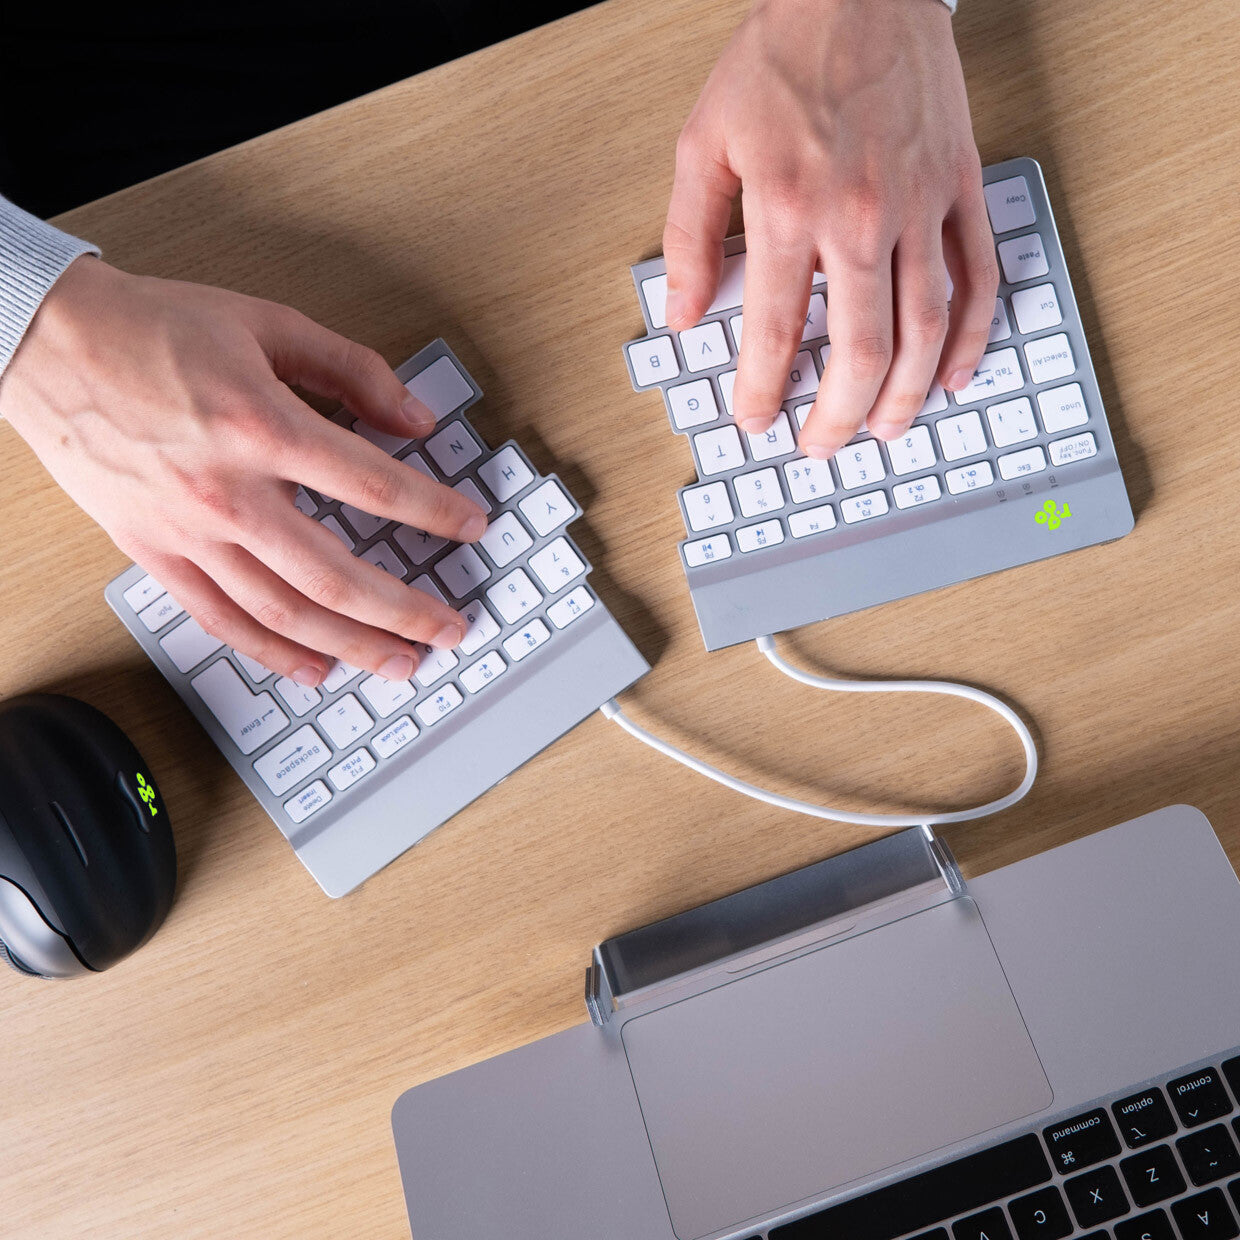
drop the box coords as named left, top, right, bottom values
left=2, top=0, right=1238, bottom=1235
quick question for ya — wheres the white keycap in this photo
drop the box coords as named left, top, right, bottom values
left=191, top=659, right=288, bottom=756
left=788, top=504, right=837, bottom=538
left=361, top=540, right=406, bottom=578
left=478, top=446, right=534, bottom=502
left=885, top=426, right=936, bottom=476
left=275, top=677, right=321, bottom=717
left=989, top=298, right=1012, bottom=343
left=159, top=617, right=224, bottom=674
left=998, top=232, right=1049, bottom=284
left=372, top=715, right=418, bottom=759
left=293, top=487, right=317, bottom=516
left=320, top=661, right=363, bottom=693
left=918, top=385, right=949, bottom=417
left=1024, top=333, right=1076, bottom=384
left=255, top=726, right=332, bottom=795
left=802, top=293, right=828, bottom=341
left=339, top=504, right=387, bottom=541
left=784, top=350, right=818, bottom=400
left=840, top=491, right=890, bottom=524
left=414, top=645, right=459, bottom=688
left=415, top=685, right=464, bottom=727
left=627, top=335, right=680, bottom=386
left=952, top=348, right=1024, bottom=405
left=945, top=461, right=995, bottom=494
left=734, top=468, right=786, bottom=519
left=519, top=479, right=575, bottom=536
left=317, top=693, right=373, bottom=749
left=284, top=780, right=331, bottom=824
left=487, top=568, right=543, bottom=624
left=683, top=535, right=732, bottom=567
left=736, top=520, right=784, bottom=552
left=478, top=512, right=534, bottom=568
left=783, top=458, right=835, bottom=503
left=718, top=370, right=737, bottom=415
left=321, top=514, right=355, bottom=550
left=986, top=397, right=1038, bottom=448
left=746, top=411, right=796, bottom=461
left=1049, top=432, right=1098, bottom=466
left=529, top=537, right=587, bottom=593
left=404, top=356, right=474, bottom=421
left=728, top=313, right=743, bottom=350
left=984, top=175, right=1037, bottom=234
left=425, top=420, right=482, bottom=477
left=894, top=476, right=943, bottom=510
left=682, top=481, right=734, bottom=532
left=834, top=439, right=886, bottom=489
left=404, top=452, right=436, bottom=480
left=409, top=573, right=449, bottom=606
left=460, top=651, right=508, bottom=693
left=234, top=651, right=273, bottom=684
left=453, top=477, right=491, bottom=513
left=793, top=402, right=812, bottom=430
left=328, top=748, right=376, bottom=792
left=351, top=419, right=410, bottom=455
left=998, top=446, right=1048, bottom=479
left=503, top=620, right=552, bottom=662
left=547, top=586, right=594, bottom=628
left=640, top=274, right=671, bottom=330
left=935, top=411, right=988, bottom=461
left=639, top=253, right=749, bottom=330
left=818, top=342, right=832, bottom=374
left=667, top=378, right=719, bottom=430
left=139, top=593, right=183, bottom=633
left=457, top=598, right=501, bottom=656
left=694, top=425, right=745, bottom=476
left=679, top=321, right=730, bottom=373
left=123, top=573, right=164, bottom=612
left=1010, top=282, right=1062, bottom=334
left=359, top=674, right=417, bottom=718
left=435, top=544, right=491, bottom=598
left=393, top=524, right=447, bottom=565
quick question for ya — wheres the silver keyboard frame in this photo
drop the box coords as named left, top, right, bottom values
left=624, top=157, right=1134, bottom=650
left=106, top=339, right=649, bottom=897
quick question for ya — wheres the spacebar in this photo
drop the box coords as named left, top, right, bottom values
left=770, top=1133, right=1052, bottom=1240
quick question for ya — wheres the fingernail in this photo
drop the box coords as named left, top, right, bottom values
left=430, top=624, right=464, bottom=650
left=869, top=423, right=901, bottom=442
left=739, top=417, right=771, bottom=434
left=292, top=665, right=323, bottom=687
left=802, top=443, right=833, bottom=460
left=665, top=286, right=687, bottom=326
left=457, top=513, right=487, bottom=542
left=377, top=654, right=415, bottom=682
left=945, top=367, right=974, bottom=391
left=400, top=394, right=435, bottom=434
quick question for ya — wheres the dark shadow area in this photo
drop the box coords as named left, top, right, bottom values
left=1, top=2, right=595, bottom=217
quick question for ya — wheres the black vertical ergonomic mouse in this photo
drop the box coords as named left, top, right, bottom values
left=0, top=694, right=176, bottom=978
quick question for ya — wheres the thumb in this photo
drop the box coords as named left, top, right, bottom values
left=663, top=120, right=739, bottom=331
left=257, top=305, right=435, bottom=438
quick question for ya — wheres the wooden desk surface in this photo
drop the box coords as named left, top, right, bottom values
left=3, top=0, right=1239, bottom=1235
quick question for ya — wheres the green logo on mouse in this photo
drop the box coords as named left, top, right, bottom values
left=1035, top=499, right=1071, bottom=531
left=135, top=772, right=159, bottom=816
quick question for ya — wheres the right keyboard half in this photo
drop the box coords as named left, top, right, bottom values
left=624, top=157, right=1134, bottom=651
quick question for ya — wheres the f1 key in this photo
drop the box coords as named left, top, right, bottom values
left=1043, top=1108, right=1121, bottom=1173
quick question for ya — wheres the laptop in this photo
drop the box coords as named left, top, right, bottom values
left=392, top=805, right=1240, bottom=1239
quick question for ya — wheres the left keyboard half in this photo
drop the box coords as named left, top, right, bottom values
left=106, top=339, right=649, bottom=897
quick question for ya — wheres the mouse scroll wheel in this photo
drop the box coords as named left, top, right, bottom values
left=115, top=771, right=157, bottom=834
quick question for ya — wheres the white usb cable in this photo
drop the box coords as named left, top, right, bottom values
left=601, top=633, right=1036, bottom=827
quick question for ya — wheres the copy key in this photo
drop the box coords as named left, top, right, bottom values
left=1043, top=1108, right=1121, bottom=1173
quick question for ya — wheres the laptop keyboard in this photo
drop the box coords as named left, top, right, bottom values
left=106, top=339, right=649, bottom=896
left=763, top=1052, right=1240, bottom=1240
left=623, top=156, right=1132, bottom=651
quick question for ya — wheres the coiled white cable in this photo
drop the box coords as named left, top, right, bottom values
left=600, top=633, right=1037, bottom=827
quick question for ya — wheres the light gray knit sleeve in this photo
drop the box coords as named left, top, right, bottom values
left=0, top=195, right=100, bottom=377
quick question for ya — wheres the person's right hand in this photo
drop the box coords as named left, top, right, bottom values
left=0, top=256, right=488, bottom=688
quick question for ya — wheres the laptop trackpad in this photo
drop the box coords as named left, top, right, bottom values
left=621, top=896, right=1051, bottom=1240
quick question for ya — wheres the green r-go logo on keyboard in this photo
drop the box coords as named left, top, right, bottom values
left=135, top=772, right=159, bottom=816
left=1035, top=499, right=1071, bottom=531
